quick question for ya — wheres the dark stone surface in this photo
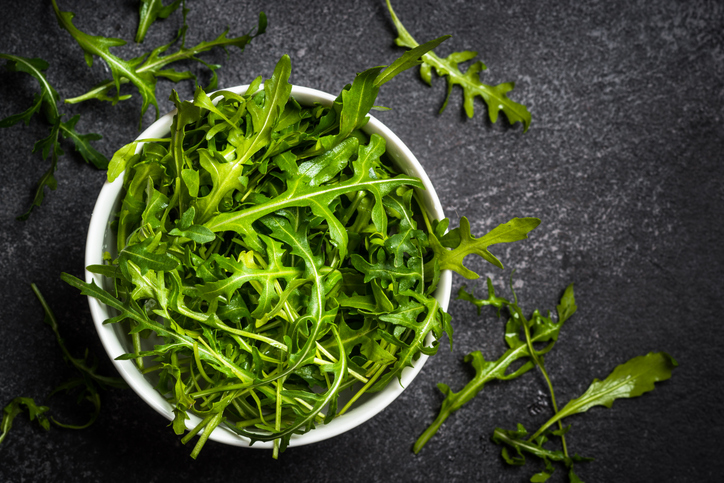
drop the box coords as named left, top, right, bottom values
left=1, top=0, right=722, bottom=481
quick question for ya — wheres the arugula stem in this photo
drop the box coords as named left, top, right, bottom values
left=190, top=410, right=223, bottom=459
left=30, top=284, right=125, bottom=388
left=233, top=409, right=294, bottom=428
left=315, top=342, right=369, bottom=383
left=192, top=341, right=215, bottom=385
left=272, top=367, right=284, bottom=458
left=131, top=327, right=144, bottom=370
left=181, top=309, right=290, bottom=351
left=516, top=309, right=568, bottom=458
left=338, top=361, right=390, bottom=416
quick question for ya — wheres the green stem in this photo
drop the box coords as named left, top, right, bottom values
left=30, top=283, right=125, bottom=388
left=517, top=309, right=568, bottom=457
left=338, top=359, right=391, bottom=416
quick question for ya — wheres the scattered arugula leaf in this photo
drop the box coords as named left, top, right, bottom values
left=493, top=352, right=677, bottom=481
left=385, top=0, right=531, bottom=131
left=428, top=217, right=541, bottom=278
left=0, top=53, right=108, bottom=219
left=65, top=45, right=541, bottom=458
left=136, top=0, right=183, bottom=44
left=0, top=398, right=51, bottom=447
left=529, top=351, right=678, bottom=441
left=413, top=279, right=575, bottom=453
left=0, top=284, right=125, bottom=448
left=491, top=424, right=593, bottom=482
left=430, top=276, right=676, bottom=482
left=53, top=0, right=266, bottom=127
left=31, top=283, right=126, bottom=429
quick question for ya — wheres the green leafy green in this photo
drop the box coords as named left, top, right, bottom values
left=491, top=424, right=592, bottom=482
left=385, top=0, right=531, bottom=131
left=413, top=279, right=575, bottom=453
left=428, top=217, right=540, bottom=278
left=0, top=284, right=126, bottom=448
left=53, top=0, right=266, bottom=127
left=31, top=283, right=126, bottom=428
left=136, top=0, right=183, bottom=44
left=0, top=398, right=51, bottom=447
left=530, top=351, right=678, bottom=441
left=421, top=276, right=676, bottom=481
left=493, top=352, right=676, bottom=481
left=68, top=46, right=540, bottom=458
left=0, top=53, right=108, bottom=219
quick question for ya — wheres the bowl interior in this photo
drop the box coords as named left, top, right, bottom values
left=85, top=85, right=451, bottom=449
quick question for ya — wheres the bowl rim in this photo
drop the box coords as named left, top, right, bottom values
left=84, top=84, right=452, bottom=449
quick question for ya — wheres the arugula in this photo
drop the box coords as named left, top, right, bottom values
left=492, top=352, right=677, bottom=481
left=0, top=284, right=125, bottom=447
left=0, top=398, right=51, bottom=447
left=3, top=3, right=263, bottom=218
left=53, top=0, right=266, bottom=127
left=425, top=276, right=676, bottom=481
left=66, top=46, right=541, bottom=458
left=428, top=217, right=541, bottom=278
left=413, top=279, right=576, bottom=453
left=0, top=53, right=108, bottom=219
left=491, top=424, right=593, bottom=483
left=385, top=0, right=531, bottom=131
left=136, top=0, right=183, bottom=43
left=528, top=351, right=678, bottom=441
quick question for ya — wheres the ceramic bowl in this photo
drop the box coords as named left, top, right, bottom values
left=84, top=85, right=452, bottom=449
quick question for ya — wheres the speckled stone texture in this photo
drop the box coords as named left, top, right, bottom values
left=0, top=1, right=722, bottom=482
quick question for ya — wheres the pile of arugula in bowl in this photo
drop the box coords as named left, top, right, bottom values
left=63, top=49, right=539, bottom=458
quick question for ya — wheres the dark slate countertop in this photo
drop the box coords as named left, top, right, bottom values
left=1, top=1, right=722, bottom=482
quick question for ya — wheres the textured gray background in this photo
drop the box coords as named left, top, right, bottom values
left=1, top=0, right=722, bottom=482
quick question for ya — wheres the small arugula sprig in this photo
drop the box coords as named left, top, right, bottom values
left=0, top=284, right=126, bottom=447
left=0, top=53, right=108, bottom=220
left=136, top=0, right=183, bottom=44
left=429, top=217, right=541, bottom=279
left=385, top=0, right=531, bottom=131
left=0, top=398, right=50, bottom=447
left=419, top=278, right=677, bottom=482
left=53, top=0, right=267, bottom=127
left=63, top=43, right=541, bottom=459
left=414, top=279, right=576, bottom=453
left=492, top=352, right=677, bottom=481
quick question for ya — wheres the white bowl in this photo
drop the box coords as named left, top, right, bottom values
left=84, top=85, right=452, bottom=449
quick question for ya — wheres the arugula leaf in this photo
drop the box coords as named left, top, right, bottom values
left=529, top=352, right=678, bottom=441
left=57, top=0, right=266, bottom=127
left=491, top=424, right=593, bottom=481
left=0, top=398, right=51, bottom=446
left=0, top=284, right=126, bottom=447
left=0, top=56, right=58, bottom=127
left=492, top=352, right=676, bottom=481
left=52, top=0, right=160, bottom=121
left=136, top=0, right=183, bottom=43
left=413, top=279, right=573, bottom=453
left=385, top=0, right=531, bottom=131
left=427, top=216, right=541, bottom=279
left=0, top=53, right=108, bottom=219
left=60, top=115, right=108, bottom=169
